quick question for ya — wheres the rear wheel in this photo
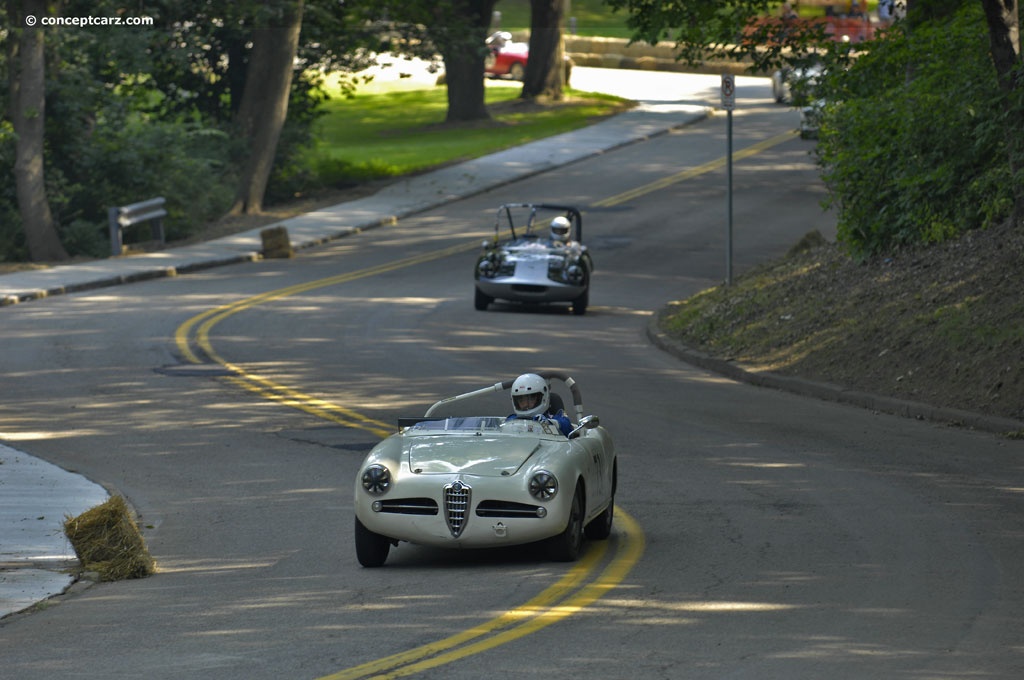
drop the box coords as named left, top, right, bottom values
left=509, top=62, right=525, bottom=81
left=547, top=482, right=584, bottom=561
left=355, top=517, right=390, bottom=567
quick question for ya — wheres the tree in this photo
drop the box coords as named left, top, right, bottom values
left=230, top=0, right=305, bottom=215
left=369, top=0, right=498, bottom=123
left=439, top=0, right=498, bottom=121
left=607, top=0, right=1023, bottom=228
left=6, top=0, right=68, bottom=261
left=978, top=0, right=1023, bottom=225
left=603, top=0, right=810, bottom=71
left=521, top=0, right=567, bottom=100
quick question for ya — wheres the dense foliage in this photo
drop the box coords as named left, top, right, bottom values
left=0, top=0, right=379, bottom=261
left=814, top=4, right=1020, bottom=258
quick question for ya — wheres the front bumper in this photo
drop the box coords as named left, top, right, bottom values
left=355, top=480, right=571, bottom=549
left=476, top=277, right=586, bottom=304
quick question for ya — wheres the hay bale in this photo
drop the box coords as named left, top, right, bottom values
left=600, top=54, right=624, bottom=68
left=261, top=225, right=294, bottom=259
left=64, top=495, right=155, bottom=581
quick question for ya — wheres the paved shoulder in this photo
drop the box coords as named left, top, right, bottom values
left=0, top=444, right=108, bottom=619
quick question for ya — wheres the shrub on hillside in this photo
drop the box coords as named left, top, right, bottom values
left=814, top=4, right=1015, bottom=258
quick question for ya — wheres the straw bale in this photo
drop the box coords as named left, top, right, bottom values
left=64, top=495, right=156, bottom=581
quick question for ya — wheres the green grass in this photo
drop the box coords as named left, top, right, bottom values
left=494, top=0, right=634, bottom=39
left=304, top=80, right=630, bottom=185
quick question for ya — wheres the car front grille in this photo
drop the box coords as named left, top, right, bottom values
left=443, top=481, right=471, bottom=538
left=476, top=500, right=543, bottom=518
left=377, top=498, right=438, bottom=515
left=511, top=284, right=548, bottom=293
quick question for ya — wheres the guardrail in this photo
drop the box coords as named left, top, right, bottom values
left=108, top=197, right=167, bottom=256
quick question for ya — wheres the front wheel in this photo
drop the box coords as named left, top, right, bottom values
left=355, top=517, right=390, bottom=567
left=585, top=499, right=614, bottom=540
left=474, top=287, right=492, bottom=311
left=547, top=483, right=584, bottom=561
left=571, top=287, right=588, bottom=316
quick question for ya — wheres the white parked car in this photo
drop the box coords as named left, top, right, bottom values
left=771, top=62, right=823, bottom=105
left=800, top=99, right=825, bottom=139
left=353, top=372, right=617, bottom=567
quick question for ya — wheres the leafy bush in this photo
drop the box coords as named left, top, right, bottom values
left=0, top=124, right=26, bottom=262
left=814, top=4, right=1015, bottom=258
left=74, top=115, right=236, bottom=244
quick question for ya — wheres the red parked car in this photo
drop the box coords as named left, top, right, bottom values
left=485, top=31, right=529, bottom=80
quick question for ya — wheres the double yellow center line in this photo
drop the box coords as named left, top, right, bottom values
left=174, top=242, right=478, bottom=439
left=322, top=510, right=644, bottom=679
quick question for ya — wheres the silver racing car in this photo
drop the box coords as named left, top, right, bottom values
left=474, top=203, right=593, bottom=315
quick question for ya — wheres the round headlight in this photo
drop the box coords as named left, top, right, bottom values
left=478, top=259, right=496, bottom=277
left=529, top=470, right=558, bottom=501
left=361, top=464, right=391, bottom=495
left=566, top=264, right=585, bottom=285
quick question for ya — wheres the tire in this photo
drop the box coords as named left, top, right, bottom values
left=585, top=499, right=614, bottom=540
left=474, top=287, right=492, bottom=311
left=509, top=62, right=525, bottom=81
left=585, top=462, right=615, bottom=540
left=571, top=287, right=588, bottom=316
left=355, top=517, right=390, bottom=567
left=547, top=482, right=584, bottom=562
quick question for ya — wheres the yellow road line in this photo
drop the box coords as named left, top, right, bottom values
left=174, top=241, right=480, bottom=437
left=594, top=130, right=798, bottom=208
left=321, top=541, right=609, bottom=680
left=320, top=509, right=644, bottom=680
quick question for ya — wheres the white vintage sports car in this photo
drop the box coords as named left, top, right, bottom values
left=474, top=203, right=593, bottom=315
left=354, top=372, right=616, bottom=567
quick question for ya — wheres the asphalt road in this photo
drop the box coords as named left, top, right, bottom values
left=1, top=74, right=1022, bottom=679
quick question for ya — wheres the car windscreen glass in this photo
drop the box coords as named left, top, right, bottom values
left=405, top=417, right=505, bottom=433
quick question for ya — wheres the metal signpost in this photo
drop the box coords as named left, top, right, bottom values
left=721, top=74, right=735, bottom=285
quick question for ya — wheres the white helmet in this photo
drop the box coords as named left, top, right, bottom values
left=511, top=373, right=550, bottom=418
left=550, top=216, right=571, bottom=240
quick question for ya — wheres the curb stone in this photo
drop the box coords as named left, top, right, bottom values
left=646, top=312, right=1024, bottom=437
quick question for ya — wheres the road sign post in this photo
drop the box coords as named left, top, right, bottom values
left=721, top=74, right=735, bottom=286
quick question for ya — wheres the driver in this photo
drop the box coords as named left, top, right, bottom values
left=549, top=216, right=571, bottom=245
left=508, top=373, right=572, bottom=436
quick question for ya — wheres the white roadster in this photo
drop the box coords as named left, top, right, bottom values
left=354, top=372, right=617, bottom=567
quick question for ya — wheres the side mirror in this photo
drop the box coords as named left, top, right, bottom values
left=569, top=415, right=599, bottom=438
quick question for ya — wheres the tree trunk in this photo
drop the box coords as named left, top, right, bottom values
left=978, top=0, right=1023, bottom=227
left=442, top=0, right=498, bottom=123
left=8, top=0, right=68, bottom=261
left=444, top=51, right=491, bottom=122
left=229, top=0, right=304, bottom=215
left=521, top=0, right=566, bottom=100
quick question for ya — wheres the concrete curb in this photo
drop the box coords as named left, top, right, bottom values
left=646, top=313, right=1024, bottom=437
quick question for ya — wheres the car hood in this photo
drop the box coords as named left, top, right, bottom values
left=406, top=435, right=551, bottom=477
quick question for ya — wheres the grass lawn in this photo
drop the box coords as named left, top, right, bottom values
left=303, top=76, right=631, bottom=186
left=494, top=0, right=634, bottom=38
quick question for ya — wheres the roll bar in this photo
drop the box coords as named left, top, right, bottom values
left=493, top=203, right=583, bottom=242
left=424, top=370, right=584, bottom=422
